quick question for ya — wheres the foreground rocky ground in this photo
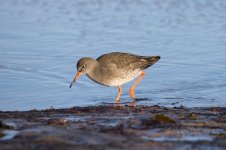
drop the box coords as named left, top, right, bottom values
left=0, top=105, right=226, bottom=150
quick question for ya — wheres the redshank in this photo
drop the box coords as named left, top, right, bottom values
left=69, top=52, right=160, bottom=106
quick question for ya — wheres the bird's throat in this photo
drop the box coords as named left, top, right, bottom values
left=86, top=65, right=104, bottom=85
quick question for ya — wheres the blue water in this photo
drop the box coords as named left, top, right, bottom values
left=0, top=0, right=226, bottom=111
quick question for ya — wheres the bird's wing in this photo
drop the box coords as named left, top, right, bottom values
left=97, top=52, right=145, bottom=71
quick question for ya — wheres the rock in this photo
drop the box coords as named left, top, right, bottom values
left=154, top=114, right=176, bottom=123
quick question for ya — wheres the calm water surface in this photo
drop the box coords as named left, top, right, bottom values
left=0, top=0, right=226, bottom=111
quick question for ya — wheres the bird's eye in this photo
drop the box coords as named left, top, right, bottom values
left=81, top=65, right=86, bottom=69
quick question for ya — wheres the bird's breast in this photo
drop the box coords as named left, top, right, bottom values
left=105, top=69, right=142, bottom=86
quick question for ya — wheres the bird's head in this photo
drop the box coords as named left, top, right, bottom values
left=69, top=57, right=96, bottom=88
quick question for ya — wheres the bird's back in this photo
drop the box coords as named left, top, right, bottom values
left=97, top=52, right=160, bottom=70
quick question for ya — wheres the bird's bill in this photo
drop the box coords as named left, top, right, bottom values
left=69, top=71, right=82, bottom=88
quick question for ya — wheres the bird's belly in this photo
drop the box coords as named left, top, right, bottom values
left=107, top=69, right=142, bottom=86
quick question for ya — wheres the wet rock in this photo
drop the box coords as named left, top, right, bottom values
left=0, top=106, right=226, bottom=150
left=0, top=131, right=5, bottom=138
left=141, top=117, right=158, bottom=129
left=47, top=119, right=69, bottom=126
left=0, top=121, right=15, bottom=129
left=216, top=133, right=226, bottom=138
left=154, top=114, right=176, bottom=123
left=100, top=124, right=125, bottom=135
left=188, top=113, right=197, bottom=120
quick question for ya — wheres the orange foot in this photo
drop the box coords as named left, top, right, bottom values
left=130, top=101, right=135, bottom=107
left=116, top=101, right=121, bottom=107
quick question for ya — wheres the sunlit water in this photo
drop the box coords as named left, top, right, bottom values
left=0, top=0, right=226, bottom=111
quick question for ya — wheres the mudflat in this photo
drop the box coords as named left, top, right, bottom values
left=0, top=105, right=226, bottom=150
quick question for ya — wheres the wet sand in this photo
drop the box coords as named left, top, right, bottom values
left=0, top=105, right=226, bottom=150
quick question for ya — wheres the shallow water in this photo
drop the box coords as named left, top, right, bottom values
left=0, top=0, right=226, bottom=111
left=0, top=130, right=19, bottom=141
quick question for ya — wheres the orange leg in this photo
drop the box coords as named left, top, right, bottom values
left=116, top=85, right=122, bottom=103
left=130, top=71, right=146, bottom=100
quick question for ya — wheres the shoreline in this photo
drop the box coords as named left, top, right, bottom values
left=1, top=105, right=226, bottom=150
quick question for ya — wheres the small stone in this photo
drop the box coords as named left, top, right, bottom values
left=188, top=113, right=197, bottom=120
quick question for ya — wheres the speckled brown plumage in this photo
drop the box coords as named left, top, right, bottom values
left=97, top=52, right=160, bottom=71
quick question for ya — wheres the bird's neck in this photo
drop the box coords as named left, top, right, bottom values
left=86, top=64, right=103, bottom=84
